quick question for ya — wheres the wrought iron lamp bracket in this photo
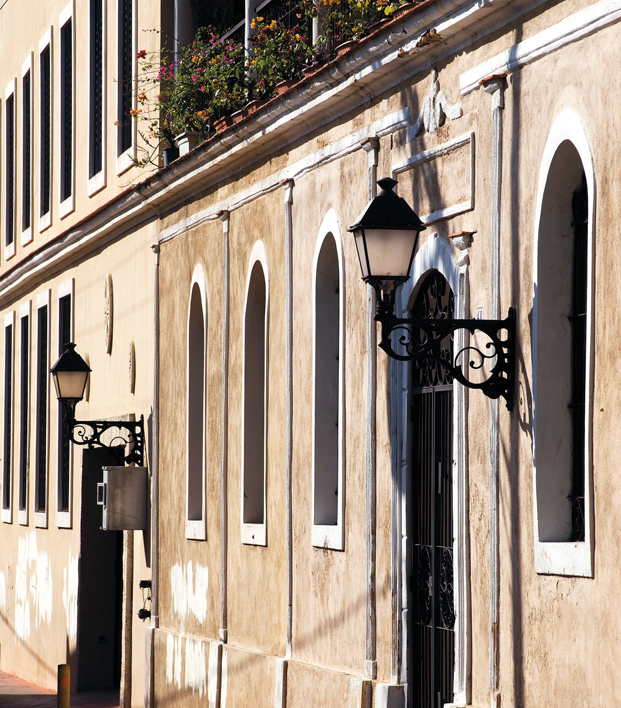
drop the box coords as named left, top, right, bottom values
left=64, top=412, right=145, bottom=466
left=373, top=286, right=515, bottom=410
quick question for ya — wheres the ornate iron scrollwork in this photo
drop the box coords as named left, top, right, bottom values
left=373, top=273, right=515, bottom=410
left=417, top=545, right=432, bottom=626
left=66, top=414, right=145, bottom=466
left=439, top=547, right=455, bottom=630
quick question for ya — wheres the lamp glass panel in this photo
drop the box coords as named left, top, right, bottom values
left=363, top=228, right=419, bottom=279
left=353, top=230, right=369, bottom=279
left=54, top=369, right=88, bottom=401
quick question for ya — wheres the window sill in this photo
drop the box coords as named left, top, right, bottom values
left=241, top=522, right=266, bottom=546
left=18, top=509, right=28, bottom=526
left=59, top=195, right=74, bottom=219
left=116, top=147, right=135, bottom=177
left=34, top=511, right=48, bottom=528
left=39, top=211, right=52, bottom=233
left=21, top=226, right=33, bottom=246
left=312, top=524, right=344, bottom=551
left=185, top=519, right=206, bottom=541
left=4, top=240, right=15, bottom=260
left=56, top=509, right=72, bottom=529
left=534, top=540, right=593, bottom=577
left=87, top=170, right=106, bottom=197
left=1, top=507, right=12, bottom=524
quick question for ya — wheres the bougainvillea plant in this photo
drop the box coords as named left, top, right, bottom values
left=132, top=1, right=413, bottom=167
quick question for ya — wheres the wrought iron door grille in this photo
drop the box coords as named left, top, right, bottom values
left=410, top=271, right=454, bottom=708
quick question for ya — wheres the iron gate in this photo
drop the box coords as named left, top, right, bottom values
left=409, top=271, right=455, bottom=708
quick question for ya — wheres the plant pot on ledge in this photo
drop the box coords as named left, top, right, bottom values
left=163, top=145, right=179, bottom=167
left=275, top=78, right=298, bottom=96
left=214, top=116, right=233, bottom=133
left=336, top=39, right=358, bottom=57
left=176, top=131, right=203, bottom=156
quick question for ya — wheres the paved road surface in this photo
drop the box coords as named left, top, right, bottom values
left=0, top=673, right=120, bottom=707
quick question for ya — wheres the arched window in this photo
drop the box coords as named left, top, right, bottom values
left=312, top=224, right=345, bottom=550
left=186, top=268, right=206, bottom=540
left=242, top=245, right=268, bottom=546
left=533, top=110, right=595, bottom=576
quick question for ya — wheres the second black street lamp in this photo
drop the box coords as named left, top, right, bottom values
left=349, top=177, right=516, bottom=410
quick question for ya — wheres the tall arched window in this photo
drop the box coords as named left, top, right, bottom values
left=312, top=222, right=345, bottom=550
left=533, top=110, right=595, bottom=576
left=186, top=267, right=206, bottom=540
left=242, top=244, right=268, bottom=546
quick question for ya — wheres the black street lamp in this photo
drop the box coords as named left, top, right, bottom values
left=50, top=343, right=145, bottom=465
left=349, top=178, right=516, bottom=410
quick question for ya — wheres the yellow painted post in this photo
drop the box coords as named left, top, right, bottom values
left=57, top=664, right=70, bottom=708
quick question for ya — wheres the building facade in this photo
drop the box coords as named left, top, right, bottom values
left=1, top=0, right=621, bottom=707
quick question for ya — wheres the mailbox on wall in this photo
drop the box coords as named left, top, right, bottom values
left=97, top=466, right=148, bottom=530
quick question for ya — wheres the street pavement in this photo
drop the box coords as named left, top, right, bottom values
left=0, top=673, right=120, bottom=707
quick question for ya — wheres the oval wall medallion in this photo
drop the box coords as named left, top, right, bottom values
left=129, top=341, right=136, bottom=394
left=104, top=274, right=113, bottom=354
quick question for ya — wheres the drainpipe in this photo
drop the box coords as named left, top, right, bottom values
left=362, top=137, right=379, bottom=681
left=481, top=73, right=506, bottom=708
left=282, top=180, right=295, bottom=658
left=218, top=211, right=230, bottom=644
left=146, top=243, right=161, bottom=708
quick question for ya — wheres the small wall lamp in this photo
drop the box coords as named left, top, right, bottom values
left=349, top=178, right=515, bottom=410
left=50, top=343, right=145, bottom=465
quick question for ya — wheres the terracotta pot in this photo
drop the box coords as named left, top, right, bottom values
left=244, top=99, right=266, bottom=116
left=231, top=108, right=249, bottom=124
left=391, top=2, right=416, bottom=20
left=275, top=78, right=297, bottom=95
left=336, top=39, right=358, bottom=57
left=214, top=116, right=233, bottom=132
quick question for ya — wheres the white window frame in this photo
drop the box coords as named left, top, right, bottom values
left=311, top=210, right=345, bottom=550
left=87, top=0, right=107, bottom=196
left=4, top=79, right=16, bottom=260
left=38, top=27, right=53, bottom=233
left=18, top=301, right=31, bottom=526
left=532, top=108, right=595, bottom=577
left=241, top=241, right=269, bottom=547
left=116, top=0, right=137, bottom=175
left=186, top=265, right=207, bottom=540
left=21, top=54, right=33, bottom=246
left=58, top=2, right=75, bottom=218
left=56, top=278, right=74, bottom=529
left=34, top=290, right=50, bottom=529
left=2, top=311, right=15, bottom=523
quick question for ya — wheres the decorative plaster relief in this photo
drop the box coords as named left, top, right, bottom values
left=62, top=550, right=79, bottom=640
left=393, top=132, right=475, bottom=225
left=15, top=532, right=53, bottom=642
left=411, top=68, right=463, bottom=138
left=104, top=274, right=113, bottom=354
left=170, top=561, right=209, bottom=627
